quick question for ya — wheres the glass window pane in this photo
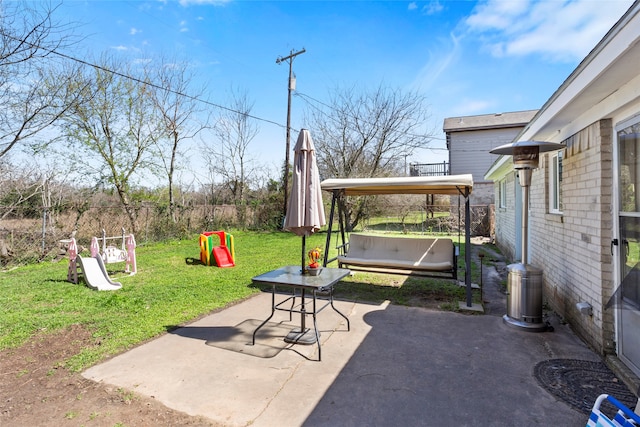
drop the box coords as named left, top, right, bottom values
left=618, top=126, right=640, bottom=212
left=557, top=152, right=563, bottom=211
left=549, top=152, right=562, bottom=213
left=552, top=156, right=558, bottom=210
left=620, top=216, right=640, bottom=307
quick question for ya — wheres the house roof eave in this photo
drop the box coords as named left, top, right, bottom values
left=485, top=155, right=512, bottom=181
left=516, top=1, right=640, bottom=143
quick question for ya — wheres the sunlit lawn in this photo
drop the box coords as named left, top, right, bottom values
left=0, top=229, right=480, bottom=371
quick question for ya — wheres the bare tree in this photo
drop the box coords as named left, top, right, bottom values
left=204, top=88, right=259, bottom=227
left=0, top=1, right=79, bottom=158
left=53, top=55, right=159, bottom=234
left=147, top=56, right=210, bottom=223
left=304, top=84, right=435, bottom=230
left=0, top=157, right=74, bottom=261
left=0, top=158, right=45, bottom=220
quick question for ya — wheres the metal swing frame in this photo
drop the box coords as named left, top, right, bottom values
left=320, top=174, right=475, bottom=308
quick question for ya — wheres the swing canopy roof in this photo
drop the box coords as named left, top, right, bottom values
left=320, top=174, right=473, bottom=196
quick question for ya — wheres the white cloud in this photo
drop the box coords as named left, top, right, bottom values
left=130, top=27, right=141, bottom=36
left=466, top=0, right=530, bottom=32
left=112, top=45, right=128, bottom=51
left=178, top=0, right=230, bottom=6
left=409, top=1, right=444, bottom=15
left=423, top=0, right=444, bottom=15
left=133, top=58, right=152, bottom=65
left=465, top=0, right=634, bottom=62
left=411, top=32, right=461, bottom=91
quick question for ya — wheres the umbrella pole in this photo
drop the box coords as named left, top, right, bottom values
left=301, top=235, right=306, bottom=274
left=301, top=234, right=308, bottom=332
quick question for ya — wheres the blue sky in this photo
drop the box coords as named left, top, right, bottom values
left=55, top=0, right=635, bottom=181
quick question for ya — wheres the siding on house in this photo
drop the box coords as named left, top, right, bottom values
left=448, top=128, right=523, bottom=182
left=493, top=171, right=518, bottom=263
left=444, top=111, right=537, bottom=206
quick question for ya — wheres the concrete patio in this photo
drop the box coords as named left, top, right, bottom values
left=82, top=266, right=637, bottom=427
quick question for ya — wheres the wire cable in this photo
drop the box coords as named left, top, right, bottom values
left=0, top=30, right=288, bottom=131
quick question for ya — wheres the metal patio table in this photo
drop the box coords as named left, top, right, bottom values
left=251, top=265, right=351, bottom=361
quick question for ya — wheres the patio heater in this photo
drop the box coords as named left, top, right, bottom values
left=490, top=140, right=565, bottom=332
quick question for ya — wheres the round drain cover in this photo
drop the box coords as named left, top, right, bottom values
left=534, top=358, right=637, bottom=414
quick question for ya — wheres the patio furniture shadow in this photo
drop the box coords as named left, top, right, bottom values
left=167, top=319, right=293, bottom=358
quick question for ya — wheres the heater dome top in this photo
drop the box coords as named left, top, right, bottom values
left=490, top=140, right=566, bottom=155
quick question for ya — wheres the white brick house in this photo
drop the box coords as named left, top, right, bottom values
left=486, top=2, right=640, bottom=380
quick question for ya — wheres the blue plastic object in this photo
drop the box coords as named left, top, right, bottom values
left=587, top=394, right=640, bottom=427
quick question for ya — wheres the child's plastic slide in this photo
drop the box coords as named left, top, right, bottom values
left=212, top=246, right=235, bottom=268
left=76, top=254, right=122, bottom=291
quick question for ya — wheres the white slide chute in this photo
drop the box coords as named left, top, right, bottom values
left=67, top=238, right=122, bottom=291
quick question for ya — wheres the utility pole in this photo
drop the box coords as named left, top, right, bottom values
left=276, top=47, right=306, bottom=224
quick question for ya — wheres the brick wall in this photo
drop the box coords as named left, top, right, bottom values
left=527, top=119, right=615, bottom=355
left=470, top=182, right=495, bottom=206
left=492, top=120, right=616, bottom=355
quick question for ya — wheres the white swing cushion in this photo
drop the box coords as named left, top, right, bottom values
left=338, top=234, right=455, bottom=271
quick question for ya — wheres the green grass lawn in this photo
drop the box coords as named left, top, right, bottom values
left=0, top=230, right=481, bottom=371
left=363, top=210, right=459, bottom=234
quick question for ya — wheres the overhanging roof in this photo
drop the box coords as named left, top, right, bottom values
left=320, top=174, right=473, bottom=196
left=443, top=110, right=538, bottom=132
left=516, top=2, right=640, bottom=144
left=486, top=3, right=640, bottom=181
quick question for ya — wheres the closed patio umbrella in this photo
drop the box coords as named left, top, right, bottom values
left=283, top=129, right=325, bottom=273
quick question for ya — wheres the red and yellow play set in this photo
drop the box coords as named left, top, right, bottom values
left=199, top=231, right=235, bottom=268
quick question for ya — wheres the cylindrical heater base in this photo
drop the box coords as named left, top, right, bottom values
left=504, top=263, right=549, bottom=332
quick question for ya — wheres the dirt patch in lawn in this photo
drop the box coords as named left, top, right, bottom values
left=0, top=324, right=218, bottom=426
left=1, top=240, right=504, bottom=426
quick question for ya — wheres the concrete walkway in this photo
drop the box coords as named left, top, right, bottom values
left=83, top=281, right=612, bottom=426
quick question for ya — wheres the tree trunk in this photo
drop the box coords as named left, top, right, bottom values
left=115, top=185, right=138, bottom=234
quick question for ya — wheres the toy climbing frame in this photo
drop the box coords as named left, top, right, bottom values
left=199, top=231, right=235, bottom=267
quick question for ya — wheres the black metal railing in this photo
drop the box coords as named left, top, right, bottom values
left=409, top=161, right=450, bottom=177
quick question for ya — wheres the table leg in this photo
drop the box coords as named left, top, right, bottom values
left=288, top=288, right=295, bottom=322
left=284, top=288, right=318, bottom=345
left=330, top=291, right=350, bottom=331
left=301, top=288, right=306, bottom=331
left=312, top=292, right=321, bottom=361
left=252, top=285, right=276, bottom=345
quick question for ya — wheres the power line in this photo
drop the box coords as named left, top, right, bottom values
left=295, top=91, right=443, bottom=142
left=0, top=30, right=288, bottom=131
left=4, top=30, right=500, bottom=159
left=296, top=92, right=525, bottom=151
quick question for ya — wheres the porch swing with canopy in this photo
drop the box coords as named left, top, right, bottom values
left=320, top=174, right=476, bottom=308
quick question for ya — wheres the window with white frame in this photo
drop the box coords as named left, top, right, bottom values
left=499, top=179, right=507, bottom=208
left=549, top=151, right=563, bottom=213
